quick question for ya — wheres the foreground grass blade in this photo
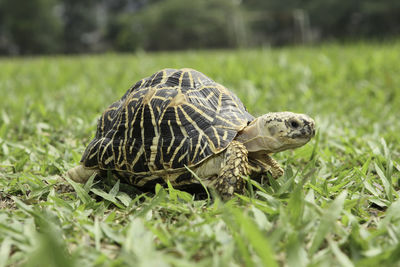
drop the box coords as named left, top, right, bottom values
left=64, top=176, right=93, bottom=205
left=0, top=237, right=11, bottom=267
left=224, top=207, right=278, bottom=267
left=309, top=191, right=347, bottom=255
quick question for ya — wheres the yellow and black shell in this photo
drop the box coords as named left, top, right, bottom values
left=81, top=68, right=254, bottom=178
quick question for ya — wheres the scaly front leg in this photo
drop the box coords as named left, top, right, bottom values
left=214, top=141, right=250, bottom=199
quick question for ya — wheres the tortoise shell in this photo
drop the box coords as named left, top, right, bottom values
left=81, top=68, right=254, bottom=177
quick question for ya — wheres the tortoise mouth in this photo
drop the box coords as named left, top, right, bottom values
left=290, top=124, right=315, bottom=139
left=290, top=133, right=313, bottom=140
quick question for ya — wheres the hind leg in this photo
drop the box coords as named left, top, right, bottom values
left=214, top=141, right=250, bottom=199
left=66, top=165, right=97, bottom=183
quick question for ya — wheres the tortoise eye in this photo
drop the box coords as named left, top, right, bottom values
left=289, top=120, right=300, bottom=129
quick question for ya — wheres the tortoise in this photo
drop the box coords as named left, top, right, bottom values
left=67, top=68, right=315, bottom=199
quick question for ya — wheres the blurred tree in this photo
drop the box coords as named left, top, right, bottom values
left=0, top=0, right=62, bottom=55
left=61, top=0, right=102, bottom=53
left=243, top=0, right=400, bottom=45
left=357, top=0, right=400, bottom=38
left=0, top=0, right=399, bottom=55
left=305, top=0, right=360, bottom=39
left=243, top=0, right=308, bottom=45
left=108, top=0, right=248, bottom=52
left=104, top=0, right=146, bottom=52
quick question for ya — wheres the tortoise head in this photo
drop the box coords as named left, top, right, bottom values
left=236, top=112, right=315, bottom=153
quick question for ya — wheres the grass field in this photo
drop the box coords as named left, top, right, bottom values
left=1, top=42, right=400, bottom=266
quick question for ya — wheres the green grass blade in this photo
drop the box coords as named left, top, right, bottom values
left=287, top=232, right=308, bottom=267
left=109, top=179, right=120, bottom=198
left=328, top=237, right=354, bottom=267
left=90, top=188, right=124, bottom=209
left=374, top=162, right=393, bottom=202
left=185, top=165, right=211, bottom=201
left=287, top=182, right=305, bottom=227
left=0, top=237, right=11, bottom=267
left=309, top=191, right=347, bottom=255
left=94, top=217, right=102, bottom=250
left=63, top=176, right=93, bottom=205
left=226, top=207, right=278, bottom=267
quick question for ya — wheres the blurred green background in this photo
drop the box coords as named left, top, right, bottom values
left=0, top=0, right=399, bottom=55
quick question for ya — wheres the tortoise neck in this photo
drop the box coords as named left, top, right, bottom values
left=236, top=115, right=283, bottom=154
left=236, top=117, right=268, bottom=153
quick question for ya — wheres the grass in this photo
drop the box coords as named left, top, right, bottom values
left=0, top=42, right=400, bottom=266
